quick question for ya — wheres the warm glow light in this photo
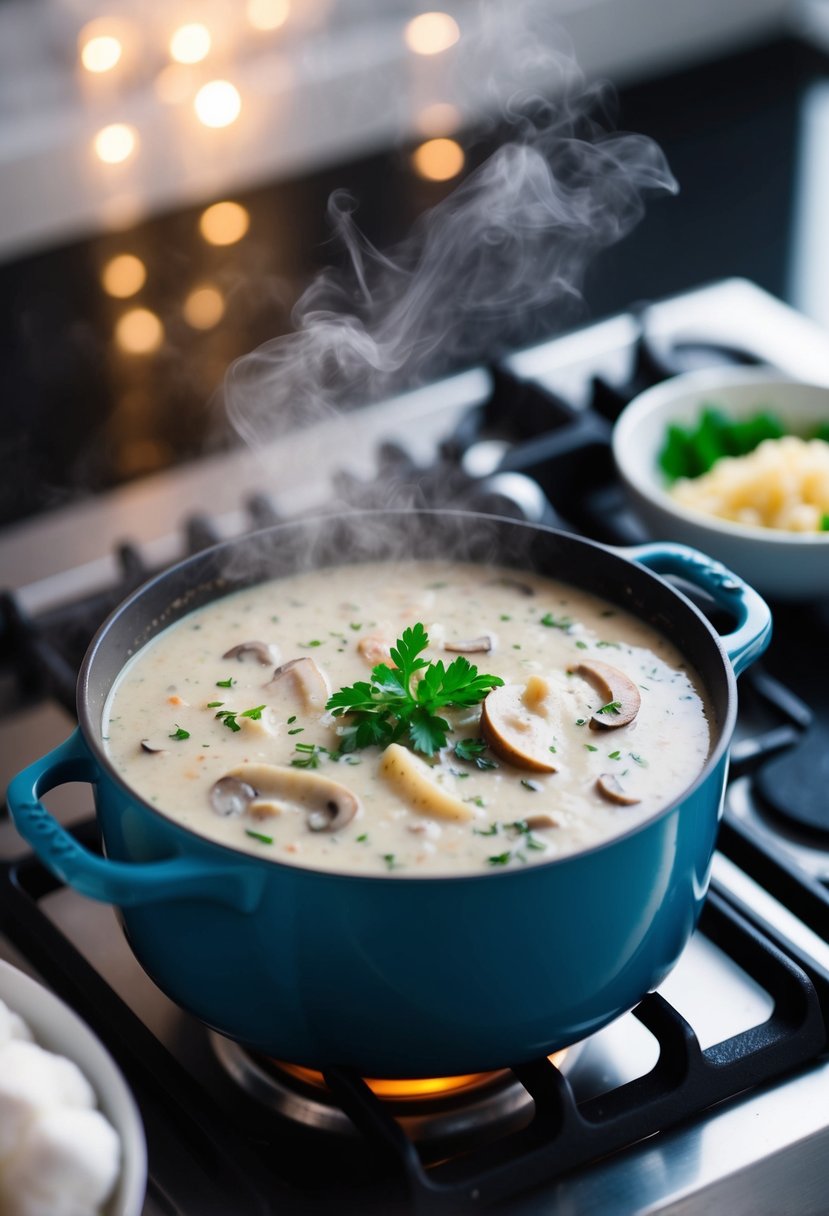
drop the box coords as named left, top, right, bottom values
left=94, top=124, right=137, bottom=165
left=154, top=64, right=193, bottom=105
left=199, top=201, right=250, bottom=245
left=194, top=80, right=241, bottom=128
left=247, top=0, right=290, bottom=31
left=411, top=137, right=464, bottom=181
left=404, top=11, right=460, bottom=55
left=115, top=308, right=164, bottom=354
left=183, top=285, right=225, bottom=329
left=101, top=254, right=146, bottom=298
left=416, top=101, right=461, bottom=136
left=80, top=34, right=122, bottom=73
left=169, top=23, right=212, bottom=64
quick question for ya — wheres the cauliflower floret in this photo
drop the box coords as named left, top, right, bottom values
left=0, top=1107, right=121, bottom=1216
left=0, top=1041, right=94, bottom=1161
left=0, top=999, right=34, bottom=1048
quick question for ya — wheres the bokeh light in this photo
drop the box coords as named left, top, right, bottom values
left=247, top=0, right=290, bottom=31
left=94, top=124, right=138, bottom=164
left=115, top=308, right=164, bottom=354
left=411, top=137, right=465, bottom=181
left=169, top=23, right=212, bottom=64
left=199, top=201, right=250, bottom=245
left=404, top=12, right=460, bottom=55
left=183, top=285, right=225, bottom=329
left=416, top=101, right=461, bottom=136
left=101, top=254, right=146, bottom=298
left=80, top=33, right=122, bottom=73
left=194, top=80, right=241, bottom=128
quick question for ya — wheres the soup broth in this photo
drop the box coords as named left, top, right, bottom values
left=103, top=560, right=712, bottom=876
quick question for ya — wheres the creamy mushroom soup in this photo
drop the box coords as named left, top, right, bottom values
left=103, top=561, right=713, bottom=876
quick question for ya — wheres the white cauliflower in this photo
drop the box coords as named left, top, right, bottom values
left=0, top=999, right=121, bottom=1216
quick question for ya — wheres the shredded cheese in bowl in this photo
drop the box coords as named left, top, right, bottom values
left=669, top=435, right=829, bottom=532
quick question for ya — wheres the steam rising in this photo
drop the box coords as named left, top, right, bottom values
left=226, top=10, right=677, bottom=452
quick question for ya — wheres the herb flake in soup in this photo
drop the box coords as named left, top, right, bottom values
left=102, top=561, right=713, bottom=876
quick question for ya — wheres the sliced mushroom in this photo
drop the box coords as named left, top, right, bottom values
left=379, top=744, right=473, bottom=822
left=210, top=775, right=257, bottom=817
left=444, top=635, right=493, bottom=654
left=524, top=813, right=560, bottom=830
left=140, top=739, right=168, bottom=755
left=265, top=657, right=330, bottom=712
left=222, top=641, right=279, bottom=666
left=216, top=763, right=359, bottom=833
left=357, top=635, right=392, bottom=666
left=567, top=660, right=641, bottom=731
left=480, top=677, right=558, bottom=773
left=596, top=774, right=641, bottom=806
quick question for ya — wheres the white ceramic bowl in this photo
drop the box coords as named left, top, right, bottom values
left=613, top=367, right=829, bottom=600
left=0, top=959, right=147, bottom=1216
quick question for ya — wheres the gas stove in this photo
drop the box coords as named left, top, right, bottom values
left=2, top=278, right=829, bottom=1216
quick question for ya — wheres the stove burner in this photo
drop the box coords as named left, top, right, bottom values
left=209, top=1032, right=572, bottom=1151
left=755, top=725, right=829, bottom=836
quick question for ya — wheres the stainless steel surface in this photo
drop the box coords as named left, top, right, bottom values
left=3, top=277, right=829, bottom=1214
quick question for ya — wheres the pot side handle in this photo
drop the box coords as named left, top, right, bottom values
left=5, top=730, right=264, bottom=913
left=623, top=542, right=772, bottom=677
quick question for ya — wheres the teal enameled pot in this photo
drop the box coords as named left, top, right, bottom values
left=6, top=511, right=771, bottom=1077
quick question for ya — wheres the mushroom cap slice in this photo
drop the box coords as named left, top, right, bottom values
left=567, top=659, right=641, bottom=731
left=444, top=636, right=494, bottom=654
left=596, top=774, right=641, bottom=806
left=221, top=763, right=360, bottom=833
left=264, top=657, right=330, bottom=712
left=480, top=678, right=558, bottom=773
left=222, top=641, right=279, bottom=666
left=379, top=744, right=473, bottom=822
left=210, top=776, right=257, bottom=817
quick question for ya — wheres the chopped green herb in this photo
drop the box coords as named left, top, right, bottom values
left=521, top=779, right=542, bottom=791
left=291, top=743, right=329, bottom=769
left=300, top=640, right=323, bottom=648
left=658, top=405, right=786, bottom=484
left=608, top=750, right=622, bottom=760
left=206, top=701, right=224, bottom=709
left=575, top=640, right=589, bottom=650
left=169, top=725, right=190, bottom=741
left=383, top=853, right=398, bottom=871
left=356, top=833, right=368, bottom=843
left=240, top=705, right=266, bottom=721
left=584, top=744, right=598, bottom=752
left=540, top=612, right=573, bottom=630
left=287, top=715, right=297, bottom=725
left=630, top=752, right=648, bottom=767
left=216, top=677, right=235, bottom=688
left=454, top=738, right=499, bottom=769
left=326, top=623, right=503, bottom=757
left=466, top=796, right=487, bottom=808
left=215, top=709, right=241, bottom=732
left=474, top=822, right=499, bottom=836
left=575, top=718, right=587, bottom=727
left=500, top=614, right=512, bottom=621
left=245, top=829, right=273, bottom=845
left=288, top=727, right=304, bottom=735
left=349, top=622, right=362, bottom=631
left=596, top=641, right=621, bottom=650
left=488, top=852, right=512, bottom=866
left=597, top=700, right=622, bottom=717
left=548, top=745, right=557, bottom=754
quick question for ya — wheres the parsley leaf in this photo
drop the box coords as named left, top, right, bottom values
left=454, top=738, right=499, bottom=769
left=169, top=725, right=190, bottom=741
left=326, top=624, right=503, bottom=757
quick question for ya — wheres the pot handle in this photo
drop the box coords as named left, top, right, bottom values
left=5, top=730, right=265, bottom=913
left=625, top=542, right=772, bottom=677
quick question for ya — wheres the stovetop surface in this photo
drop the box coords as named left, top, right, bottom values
left=2, top=277, right=829, bottom=1215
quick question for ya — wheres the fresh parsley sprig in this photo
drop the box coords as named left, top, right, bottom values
left=326, top=623, right=503, bottom=757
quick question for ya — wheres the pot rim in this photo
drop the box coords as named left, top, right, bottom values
left=78, top=509, right=738, bottom=883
